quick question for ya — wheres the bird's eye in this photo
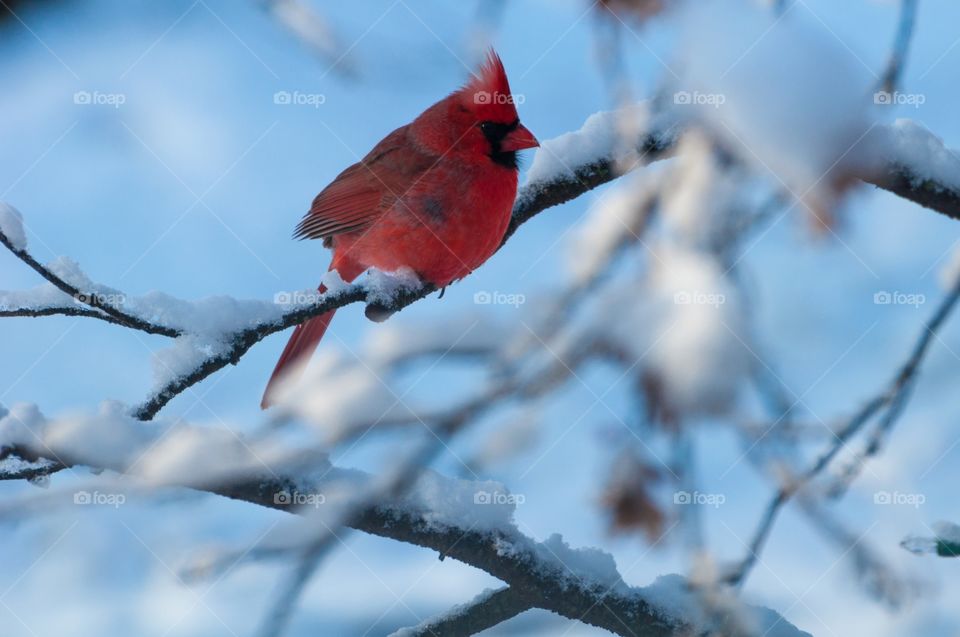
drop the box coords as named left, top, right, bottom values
left=479, top=122, right=494, bottom=134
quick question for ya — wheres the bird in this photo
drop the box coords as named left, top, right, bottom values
left=261, top=50, right=538, bottom=408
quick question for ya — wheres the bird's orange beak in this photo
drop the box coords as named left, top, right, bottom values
left=501, top=123, right=539, bottom=152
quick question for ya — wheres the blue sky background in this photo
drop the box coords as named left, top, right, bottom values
left=2, top=0, right=960, bottom=635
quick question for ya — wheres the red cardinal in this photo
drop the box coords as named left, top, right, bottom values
left=262, top=51, right=538, bottom=408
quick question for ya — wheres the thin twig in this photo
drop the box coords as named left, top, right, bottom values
left=387, top=586, right=533, bottom=637
left=0, top=305, right=131, bottom=326
left=879, top=0, right=919, bottom=95
left=727, top=270, right=960, bottom=587
left=0, top=231, right=180, bottom=337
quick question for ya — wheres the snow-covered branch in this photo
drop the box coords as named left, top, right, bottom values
left=3, top=110, right=960, bottom=426
left=0, top=203, right=180, bottom=337
left=519, top=109, right=960, bottom=227
left=7, top=2, right=960, bottom=634
left=0, top=404, right=809, bottom=637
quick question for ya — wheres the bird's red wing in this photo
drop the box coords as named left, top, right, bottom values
left=293, top=163, right=385, bottom=240
left=293, top=126, right=434, bottom=241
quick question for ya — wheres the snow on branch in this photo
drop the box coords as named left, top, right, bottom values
left=1, top=109, right=960, bottom=426
left=504, top=104, right=677, bottom=243
left=867, top=119, right=960, bottom=220
left=516, top=106, right=960, bottom=228
left=0, top=404, right=809, bottom=637
left=0, top=204, right=179, bottom=337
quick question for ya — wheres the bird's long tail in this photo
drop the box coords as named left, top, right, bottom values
left=261, top=260, right=360, bottom=409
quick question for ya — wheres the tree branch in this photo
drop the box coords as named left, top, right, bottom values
left=0, top=230, right=180, bottom=337
left=865, top=162, right=960, bottom=222
left=387, top=586, right=533, bottom=637
left=130, top=283, right=371, bottom=420
left=0, top=305, right=132, bottom=325
left=727, top=268, right=960, bottom=587
left=3, top=114, right=960, bottom=425
left=0, top=412, right=809, bottom=637
left=211, top=473, right=807, bottom=637
left=878, top=0, right=919, bottom=95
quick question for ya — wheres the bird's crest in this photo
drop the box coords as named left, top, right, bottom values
left=459, top=49, right=519, bottom=122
